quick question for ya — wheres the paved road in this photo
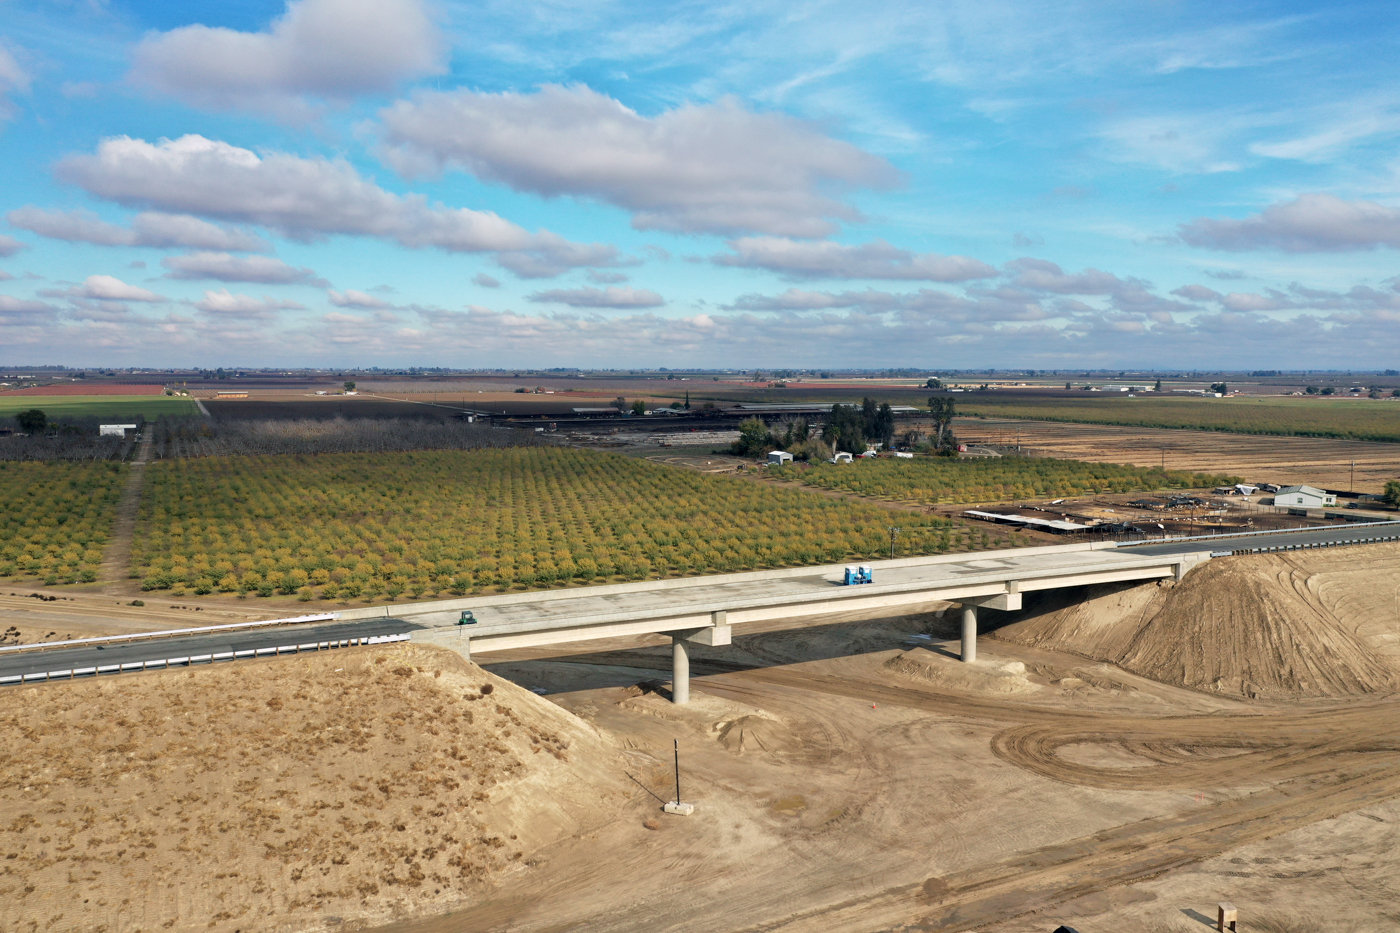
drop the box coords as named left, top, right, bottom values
left=0, top=618, right=421, bottom=684
left=1123, top=521, right=1400, bottom=556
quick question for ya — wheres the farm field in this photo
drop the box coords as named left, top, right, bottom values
left=123, top=447, right=978, bottom=600
left=0, top=461, right=126, bottom=585
left=771, top=456, right=1234, bottom=506
left=0, top=393, right=197, bottom=420
left=952, top=394, right=1400, bottom=442
left=954, top=418, right=1400, bottom=494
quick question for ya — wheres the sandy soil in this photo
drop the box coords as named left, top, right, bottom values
left=992, top=543, right=1400, bottom=698
left=953, top=417, right=1400, bottom=494
left=7, top=547, right=1400, bottom=932
left=0, top=645, right=624, bottom=933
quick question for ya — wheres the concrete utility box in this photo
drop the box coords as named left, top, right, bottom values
left=767, top=450, right=793, bottom=466
left=1217, top=902, right=1237, bottom=932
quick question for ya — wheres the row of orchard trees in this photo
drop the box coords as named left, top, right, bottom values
left=0, top=461, right=126, bottom=584
left=128, top=447, right=971, bottom=599
left=776, top=456, right=1238, bottom=504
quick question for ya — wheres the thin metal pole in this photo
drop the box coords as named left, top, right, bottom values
left=673, top=739, right=681, bottom=805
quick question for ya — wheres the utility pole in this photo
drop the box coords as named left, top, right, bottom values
left=1161, top=446, right=1165, bottom=470
left=889, top=526, right=899, bottom=560
left=1351, top=460, right=1356, bottom=492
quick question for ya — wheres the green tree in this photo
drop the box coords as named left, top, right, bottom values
left=14, top=409, right=45, bottom=434
left=733, top=417, right=775, bottom=456
left=631, top=399, right=648, bottom=416
left=926, top=377, right=941, bottom=389
left=343, top=381, right=356, bottom=392
left=927, top=396, right=956, bottom=448
left=1154, top=379, right=1162, bottom=392
left=1385, top=480, right=1400, bottom=508
left=823, top=404, right=866, bottom=454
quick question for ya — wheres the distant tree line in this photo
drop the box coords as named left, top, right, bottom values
left=0, top=411, right=141, bottom=461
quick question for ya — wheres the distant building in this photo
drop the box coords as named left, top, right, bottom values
left=215, top=390, right=248, bottom=399
left=1274, top=485, right=1336, bottom=508
left=99, top=424, right=137, bottom=436
left=767, top=450, right=794, bottom=466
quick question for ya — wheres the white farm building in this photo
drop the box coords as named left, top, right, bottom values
left=1274, top=485, right=1336, bottom=508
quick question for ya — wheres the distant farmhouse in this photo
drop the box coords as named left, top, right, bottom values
left=1274, top=485, right=1337, bottom=508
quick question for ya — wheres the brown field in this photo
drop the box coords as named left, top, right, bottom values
left=1, top=385, right=165, bottom=396
left=951, top=417, right=1400, bottom=493
left=6, top=544, right=1400, bottom=931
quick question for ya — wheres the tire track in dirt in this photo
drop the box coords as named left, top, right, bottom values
left=719, top=666, right=1400, bottom=932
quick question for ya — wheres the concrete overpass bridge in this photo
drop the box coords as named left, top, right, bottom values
left=340, top=540, right=1209, bottom=702
left=7, top=522, right=1398, bottom=698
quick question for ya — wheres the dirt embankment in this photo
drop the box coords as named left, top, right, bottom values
left=0, top=645, right=626, bottom=933
left=991, top=544, right=1400, bottom=699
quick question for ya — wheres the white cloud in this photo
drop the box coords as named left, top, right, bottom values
left=194, top=288, right=305, bottom=318
left=712, top=237, right=996, bottom=281
left=0, top=46, right=31, bottom=124
left=0, top=234, right=26, bottom=257
left=526, top=286, right=665, bottom=309
left=0, top=295, right=56, bottom=319
left=725, top=286, right=1046, bottom=322
left=472, top=273, right=500, bottom=288
left=8, top=207, right=269, bottom=251
left=378, top=85, right=900, bottom=237
left=328, top=288, right=393, bottom=309
left=73, top=275, right=166, bottom=302
left=1170, top=284, right=1223, bottom=302
left=57, top=135, right=613, bottom=275
left=161, top=252, right=328, bottom=286
left=1179, top=193, right=1400, bottom=252
left=129, top=0, right=444, bottom=119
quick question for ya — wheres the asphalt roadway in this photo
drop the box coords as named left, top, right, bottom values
left=1122, top=520, right=1400, bottom=556
left=0, top=618, right=420, bottom=684
left=3, top=522, right=1396, bottom=686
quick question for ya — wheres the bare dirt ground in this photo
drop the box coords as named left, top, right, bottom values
left=7, top=546, right=1400, bottom=932
left=953, top=417, right=1400, bottom=494
left=0, top=646, right=625, bottom=933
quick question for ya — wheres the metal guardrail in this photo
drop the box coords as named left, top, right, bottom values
left=0, top=612, right=341, bottom=655
left=1115, top=520, right=1400, bottom=548
left=0, top=631, right=408, bottom=685
left=1221, top=532, right=1400, bottom=557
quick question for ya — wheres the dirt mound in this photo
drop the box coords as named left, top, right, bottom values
left=884, top=647, right=1039, bottom=695
left=992, top=549, right=1400, bottom=698
left=0, top=644, right=625, bottom=933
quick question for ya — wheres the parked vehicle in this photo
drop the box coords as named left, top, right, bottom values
left=458, top=610, right=477, bottom=625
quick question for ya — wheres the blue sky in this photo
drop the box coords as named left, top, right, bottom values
left=1, top=0, right=1399, bottom=369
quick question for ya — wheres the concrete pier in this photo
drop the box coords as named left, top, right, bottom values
left=672, top=636, right=690, bottom=704
left=961, top=604, right=977, bottom=663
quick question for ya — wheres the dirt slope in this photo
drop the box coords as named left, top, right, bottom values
left=0, top=645, right=625, bottom=933
left=991, top=545, right=1400, bottom=698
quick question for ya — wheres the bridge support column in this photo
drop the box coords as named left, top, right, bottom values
left=671, top=636, right=690, bottom=705
left=961, top=604, right=977, bottom=663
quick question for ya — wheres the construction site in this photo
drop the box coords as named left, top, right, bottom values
left=4, top=535, right=1400, bottom=933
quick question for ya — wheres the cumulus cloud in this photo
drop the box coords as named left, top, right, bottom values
left=194, top=288, right=305, bottom=318
left=526, top=286, right=665, bottom=309
left=70, top=275, right=166, bottom=302
left=8, top=206, right=269, bottom=251
left=712, top=237, right=996, bottom=281
left=725, top=286, right=1046, bottom=322
left=378, top=85, right=900, bottom=237
left=1005, top=257, right=1192, bottom=317
left=472, top=273, right=500, bottom=288
left=161, top=251, right=328, bottom=286
left=57, top=135, right=614, bottom=275
left=1170, top=283, right=1223, bottom=302
left=328, top=288, right=393, bottom=309
left=0, top=234, right=26, bottom=257
left=0, top=46, right=31, bottom=124
left=129, top=0, right=444, bottom=120
left=0, top=295, right=56, bottom=319
left=1179, top=193, right=1400, bottom=252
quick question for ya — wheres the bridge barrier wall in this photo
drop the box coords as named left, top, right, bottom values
left=338, top=539, right=1130, bottom=622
